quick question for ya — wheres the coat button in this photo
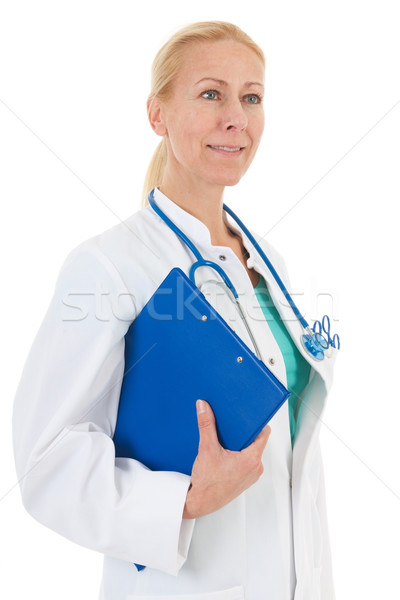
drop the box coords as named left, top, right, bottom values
left=219, top=254, right=226, bottom=261
left=269, top=357, right=275, bottom=366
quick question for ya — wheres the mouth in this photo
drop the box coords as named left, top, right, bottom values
left=207, top=144, right=245, bottom=155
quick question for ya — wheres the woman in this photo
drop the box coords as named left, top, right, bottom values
left=12, top=21, right=338, bottom=600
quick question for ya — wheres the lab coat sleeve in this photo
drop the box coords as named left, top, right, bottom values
left=12, top=240, right=196, bottom=575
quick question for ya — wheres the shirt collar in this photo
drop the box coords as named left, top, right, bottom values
left=150, top=187, right=216, bottom=248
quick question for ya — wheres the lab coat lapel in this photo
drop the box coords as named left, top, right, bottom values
left=237, top=228, right=336, bottom=454
left=239, top=233, right=335, bottom=391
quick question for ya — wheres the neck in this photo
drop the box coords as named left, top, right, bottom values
left=159, top=170, right=234, bottom=246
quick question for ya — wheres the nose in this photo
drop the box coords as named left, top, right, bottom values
left=222, top=99, right=248, bottom=132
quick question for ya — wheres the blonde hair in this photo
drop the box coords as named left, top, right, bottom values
left=141, top=21, right=265, bottom=207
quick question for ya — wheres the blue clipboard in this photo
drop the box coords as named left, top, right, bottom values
left=113, top=267, right=290, bottom=474
left=112, top=267, right=290, bottom=571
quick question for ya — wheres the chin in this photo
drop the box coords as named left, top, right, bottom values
left=207, top=170, right=244, bottom=187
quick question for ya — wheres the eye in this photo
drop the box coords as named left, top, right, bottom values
left=201, top=89, right=219, bottom=100
left=245, top=94, right=263, bottom=104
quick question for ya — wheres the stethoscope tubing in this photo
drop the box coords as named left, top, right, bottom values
left=147, top=188, right=339, bottom=361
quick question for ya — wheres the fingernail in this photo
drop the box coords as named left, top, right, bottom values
left=196, top=399, right=206, bottom=414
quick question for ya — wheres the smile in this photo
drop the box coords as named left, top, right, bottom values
left=207, top=145, right=244, bottom=152
left=207, top=145, right=245, bottom=157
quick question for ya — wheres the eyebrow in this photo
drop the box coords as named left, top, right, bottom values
left=194, top=77, right=264, bottom=89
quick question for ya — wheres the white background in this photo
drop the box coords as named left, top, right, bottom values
left=1, top=1, right=399, bottom=598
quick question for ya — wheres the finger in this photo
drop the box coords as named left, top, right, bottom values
left=243, top=423, right=271, bottom=456
left=196, top=399, right=220, bottom=450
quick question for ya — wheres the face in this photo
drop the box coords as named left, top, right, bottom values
left=149, top=39, right=265, bottom=190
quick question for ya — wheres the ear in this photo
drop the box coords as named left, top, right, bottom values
left=147, top=96, right=167, bottom=136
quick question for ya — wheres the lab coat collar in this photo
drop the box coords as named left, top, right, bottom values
left=151, top=187, right=273, bottom=282
left=152, top=187, right=216, bottom=250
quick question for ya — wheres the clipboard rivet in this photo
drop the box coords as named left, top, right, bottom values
left=202, top=315, right=208, bottom=321
left=269, top=357, right=275, bottom=365
left=237, top=356, right=243, bottom=363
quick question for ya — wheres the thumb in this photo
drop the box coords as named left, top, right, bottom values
left=196, top=400, right=220, bottom=449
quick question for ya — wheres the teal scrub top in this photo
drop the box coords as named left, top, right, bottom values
left=254, top=274, right=311, bottom=447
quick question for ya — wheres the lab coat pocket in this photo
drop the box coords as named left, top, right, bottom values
left=126, top=585, right=245, bottom=600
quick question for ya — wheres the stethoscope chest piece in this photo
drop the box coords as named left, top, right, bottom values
left=301, top=333, right=326, bottom=362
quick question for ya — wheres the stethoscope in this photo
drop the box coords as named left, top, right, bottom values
left=148, top=188, right=340, bottom=362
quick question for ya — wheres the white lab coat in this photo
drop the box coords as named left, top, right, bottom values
left=12, top=187, right=338, bottom=600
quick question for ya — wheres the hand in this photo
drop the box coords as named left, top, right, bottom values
left=182, top=399, right=271, bottom=519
